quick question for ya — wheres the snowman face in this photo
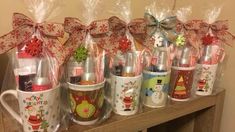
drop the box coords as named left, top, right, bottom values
left=151, top=79, right=165, bottom=104
left=155, top=79, right=163, bottom=92
left=155, top=84, right=163, bottom=92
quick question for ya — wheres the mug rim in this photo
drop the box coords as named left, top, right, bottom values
left=172, top=66, right=195, bottom=70
left=67, top=80, right=105, bottom=91
left=110, top=73, right=142, bottom=79
left=143, top=70, right=171, bottom=75
left=197, top=63, right=218, bottom=67
left=16, top=84, right=60, bottom=94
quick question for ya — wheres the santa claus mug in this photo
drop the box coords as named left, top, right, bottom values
left=0, top=85, right=60, bottom=132
left=194, top=64, right=218, bottom=96
left=111, top=74, right=142, bottom=116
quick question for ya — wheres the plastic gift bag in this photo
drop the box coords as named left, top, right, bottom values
left=193, top=7, right=235, bottom=96
left=141, top=2, right=177, bottom=108
left=100, top=0, right=146, bottom=116
left=62, top=0, right=112, bottom=126
left=0, top=0, right=66, bottom=132
left=169, top=7, right=199, bottom=101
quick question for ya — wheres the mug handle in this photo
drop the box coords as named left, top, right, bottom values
left=0, top=90, right=22, bottom=124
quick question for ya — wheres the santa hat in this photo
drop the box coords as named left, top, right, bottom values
left=25, top=105, right=32, bottom=110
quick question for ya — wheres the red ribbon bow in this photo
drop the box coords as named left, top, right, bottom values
left=101, top=16, right=147, bottom=54
left=64, top=17, right=109, bottom=58
left=176, top=19, right=204, bottom=49
left=199, top=20, right=235, bottom=46
left=0, top=13, right=65, bottom=65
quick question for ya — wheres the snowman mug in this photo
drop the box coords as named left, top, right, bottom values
left=142, top=70, right=170, bottom=108
left=0, top=85, right=60, bottom=132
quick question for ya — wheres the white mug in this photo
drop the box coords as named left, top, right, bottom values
left=0, top=85, right=61, bottom=132
left=111, top=74, right=142, bottom=116
left=194, top=64, right=218, bottom=96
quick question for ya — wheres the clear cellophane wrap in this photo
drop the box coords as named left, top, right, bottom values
left=0, top=0, right=65, bottom=131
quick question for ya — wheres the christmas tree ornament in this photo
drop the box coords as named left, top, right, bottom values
left=67, top=81, right=105, bottom=125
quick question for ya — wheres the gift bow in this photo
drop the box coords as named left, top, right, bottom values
left=144, top=13, right=177, bottom=42
left=104, top=16, right=146, bottom=53
left=199, top=20, right=235, bottom=46
left=176, top=20, right=204, bottom=49
left=0, top=13, right=65, bottom=65
left=64, top=17, right=109, bottom=57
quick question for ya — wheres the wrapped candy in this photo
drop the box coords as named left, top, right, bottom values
left=193, top=7, right=235, bottom=96
left=141, top=2, right=177, bottom=108
left=0, top=0, right=65, bottom=132
left=63, top=0, right=112, bottom=126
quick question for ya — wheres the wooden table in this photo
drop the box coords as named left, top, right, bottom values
left=0, top=88, right=225, bottom=132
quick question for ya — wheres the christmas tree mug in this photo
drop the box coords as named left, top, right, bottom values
left=67, top=81, right=105, bottom=125
left=111, top=74, right=142, bottom=116
left=194, top=64, right=218, bottom=96
left=169, top=66, right=195, bottom=101
left=0, top=85, right=61, bottom=132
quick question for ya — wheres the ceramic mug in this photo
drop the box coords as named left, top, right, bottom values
left=194, top=64, right=218, bottom=96
left=111, top=74, right=142, bottom=116
left=0, top=85, right=61, bottom=132
left=68, top=81, right=105, bottom=125
left=142, top=70, right=170, bottom=108
left=169, top=66, right=195, bottom=101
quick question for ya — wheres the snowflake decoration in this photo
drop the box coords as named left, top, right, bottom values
left=118, top=36, right=131, bottom=53
left=73, top=46, right=88, bottom=62
left=176, top=34, right=186, bottom=47
left=153, top=33, right=164, bottom=48
left=25, top=36, right=43, bottom=56
left=202, top=34, right=218, bottom=45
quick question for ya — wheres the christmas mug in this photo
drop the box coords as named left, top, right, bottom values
left=169, top=66, right=195, bottom=101
left=0, top=85, right=61, bottom=132
left=111, top=74, right=142, bottom=116
left=142, top=70, right=170, bottom=108
left=194, top=64, right=218, bottom=96
left=67, top=81, right=105, bottom=125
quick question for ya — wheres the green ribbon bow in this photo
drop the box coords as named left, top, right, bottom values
left=144, top=13, right=177, bottom=43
